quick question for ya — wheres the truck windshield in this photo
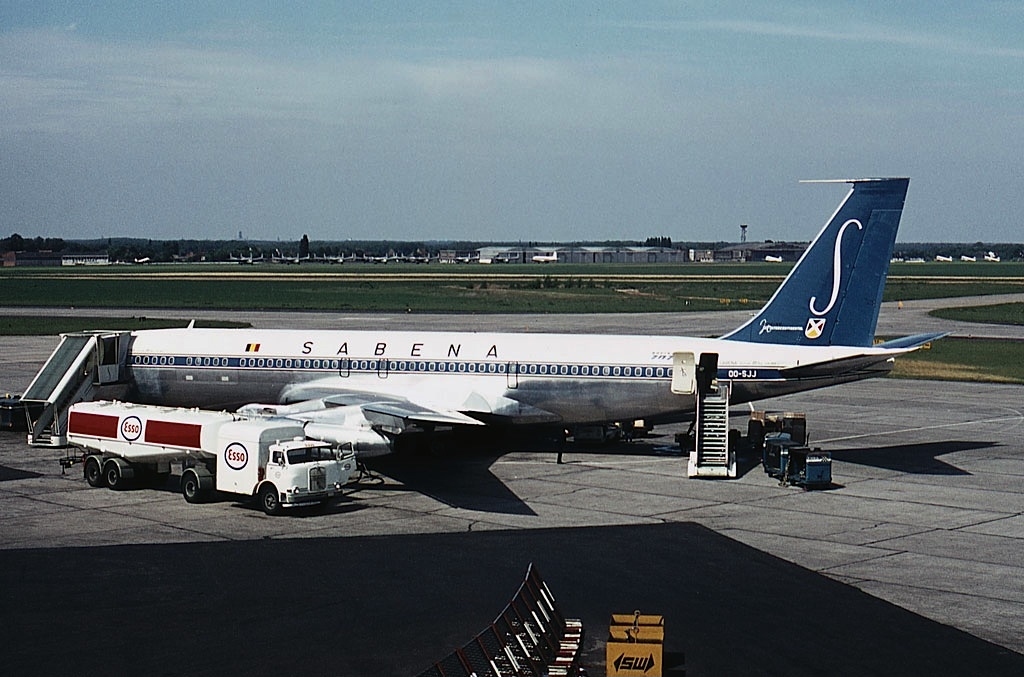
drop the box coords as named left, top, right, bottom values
left=286, top=446, right=334, bottom=464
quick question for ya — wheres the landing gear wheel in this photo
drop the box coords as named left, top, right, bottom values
left=84, top=457, right=105, bottom=487
left=258, top=484, right=282, bottom=516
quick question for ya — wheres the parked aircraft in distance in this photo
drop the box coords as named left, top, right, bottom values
left=960, top=255, right=976, bottom=262
left=532, top=252, right=559, bottom=263
left=67, top=178, right=935, bottom=458
left=935, top=255, right=953, bottom=262
left=312, top=253, right=357, bottom=264
left=984, top=251, right=1001, bottom=262
left=764, top=255, right=784, bottom=263
left=229, top=250, right=264, bottom=265
left=272, top=250, right=310, bottom=264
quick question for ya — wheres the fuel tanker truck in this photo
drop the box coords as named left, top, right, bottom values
left=66, top=400, right=356, bottom=515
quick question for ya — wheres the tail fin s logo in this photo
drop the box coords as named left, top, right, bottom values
left=805, top=318, right=826, bottom=339
left=809, top=219, right=862, bottom=317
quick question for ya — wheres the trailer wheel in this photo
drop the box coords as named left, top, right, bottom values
left=104, top=460, right=124, bottom=490
left=258, top=484, right=282, bottom=516
left=84, top=457, right=105, bottom=488
left=181, top=469, right=206, bottom=504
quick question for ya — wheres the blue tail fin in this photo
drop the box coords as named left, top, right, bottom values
left=722, top=178, right=908, bottom=347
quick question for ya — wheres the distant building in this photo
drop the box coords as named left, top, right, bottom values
left=714, top=242, right=807, bottom=262
left=2, top=251, right=63, bottom=267
left=476, top=245, right=689, bottom=264
left=61, top=253, right=111, bottom=266
left=2, top=251, right=112, bottom=267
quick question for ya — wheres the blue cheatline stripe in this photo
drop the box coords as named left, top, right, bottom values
left=128, top=354, right=785, bottom=381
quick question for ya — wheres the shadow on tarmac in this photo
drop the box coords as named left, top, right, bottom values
left=0, top=464, right=42, bottom=482
left=829, top=439, right=997, bottom=475
left=2, top=522, right=1022, bottom=677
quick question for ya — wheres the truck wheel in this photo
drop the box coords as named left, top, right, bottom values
left=258, top=484, right=282, bottom=516
left=181, top=469, right=205, bottom=504
left=104, top=460, right=124, bottom=490
left=84, top=457, right=105, bottom=488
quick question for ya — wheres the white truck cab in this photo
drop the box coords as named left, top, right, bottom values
left=212, top=423, right=355, bottom=515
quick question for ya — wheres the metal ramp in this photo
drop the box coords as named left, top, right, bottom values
left=688, top=380, right=736, bottom=478
left=20, top=331, right=131, bottom=447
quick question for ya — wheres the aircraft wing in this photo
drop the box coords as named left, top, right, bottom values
left=275, top=380, right=559, bottom=425
left=360, top=401, right=485, bottom=427
left=241, top=391, right=486, bottom=429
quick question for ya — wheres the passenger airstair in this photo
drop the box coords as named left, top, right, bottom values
left=20, top=331, right=131, bottom=446
left=687, top=380, right=736, bottom=478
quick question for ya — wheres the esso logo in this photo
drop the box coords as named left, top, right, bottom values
left=224, top=442, right=248, bottom=471
left=120, top=416, right=143, bottom=441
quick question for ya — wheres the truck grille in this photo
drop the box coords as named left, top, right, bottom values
left=309, top=466, right=327, bottom=492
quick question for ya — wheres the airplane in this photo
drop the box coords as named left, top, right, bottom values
left=960, top=255, right=976, bottom=262
left=98, top=177, right=939, bottom=457
left=312, top=252, right=356, bottom=264
left=532, top=252, right=559, bottom=263
left=935, top=255, right=953, bottom=262
left=272, top=249, right=310, bottom=264
left=229, top=250, right=264, bottom=265
left=763, top=255, right=784, bottom=263
left=361, top=252, right=406, bottom=264
left=984, top=251, right=1000, bottom=262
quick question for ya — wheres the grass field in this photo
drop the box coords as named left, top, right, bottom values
left=1, top=262, right=1022, bottom=312
left=0, top=275, right=774, bottom=312
left=889, top=337, right=1024, bottom=384
left=929, top=302, right=1024, bottom=326
left=0, top=316, right=250, bottom=335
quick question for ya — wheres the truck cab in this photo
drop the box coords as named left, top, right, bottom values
left=259, top=438, right=356, bottom=514
left=213, top=421, right=355, bottom=514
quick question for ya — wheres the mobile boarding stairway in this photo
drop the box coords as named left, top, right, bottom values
left=19, top=331, right=132, bottom=446
left=681, top=352, right=737, bottom=478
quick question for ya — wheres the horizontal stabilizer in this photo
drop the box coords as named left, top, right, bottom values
left=778, top=352, right=897, bottom=380
left=874, top=332, right=948, bottom=350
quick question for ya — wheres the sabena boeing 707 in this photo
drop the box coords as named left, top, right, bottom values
left=102, top=178, right=938, bottom=456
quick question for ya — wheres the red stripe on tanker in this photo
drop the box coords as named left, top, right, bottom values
left=68, top=411, right=120, bottom=438
left=144, top=419, right=203, bottom=449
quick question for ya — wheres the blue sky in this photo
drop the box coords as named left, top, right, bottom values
left=2, top=2, right=1022, bottom=243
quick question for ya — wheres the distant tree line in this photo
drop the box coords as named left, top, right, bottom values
left=1, top=233, right=66, bottom=253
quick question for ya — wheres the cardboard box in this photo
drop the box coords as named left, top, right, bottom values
left=606, top=613, right=664, bottom=677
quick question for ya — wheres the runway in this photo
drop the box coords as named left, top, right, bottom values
left=1, top=304, right=1022, bottom=675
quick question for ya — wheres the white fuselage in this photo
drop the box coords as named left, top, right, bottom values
left=125, top=328, right=896, bottom=425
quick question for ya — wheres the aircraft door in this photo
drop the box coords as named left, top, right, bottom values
left=696, top=352, right=719, bottom=394
left=671, top=352, right=696, bottom=395
left=506, top=362, right=519, bottom=389
left=95, top=332, right=130, bottom=385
